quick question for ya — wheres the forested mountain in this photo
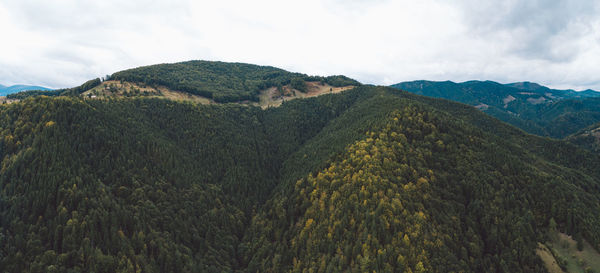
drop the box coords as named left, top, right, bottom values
left=108, top=60, right=359, bottom=102
left=7, top=61, right=359, bottom=104
left=391, top=80, right=600, bottom=138
left=2, top=63, right=600, bottom=272
left=0, top=84, right=52, bottom=96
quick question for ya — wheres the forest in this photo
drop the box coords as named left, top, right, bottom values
left=109, top=60, right=359, bottom=102
left=1, top=62, right=600, bottom=272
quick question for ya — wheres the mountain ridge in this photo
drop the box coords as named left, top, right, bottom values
left=6, top=60, right=360, bottom=107
left=391, top=80, right=600, bottom=138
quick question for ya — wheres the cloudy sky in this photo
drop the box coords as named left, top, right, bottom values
left=1, top=0, right=599, bottom=90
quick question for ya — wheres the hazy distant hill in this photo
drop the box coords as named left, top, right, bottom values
left=2, top=61, right=600, bottom=272
left=0, top=84, right=52, bottom=96
left=391, top=80, right=600, bottom=138
left=506, top=81, right=600, bottom=98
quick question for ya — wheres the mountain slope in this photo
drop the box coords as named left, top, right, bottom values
left=0, top=90, right=371, bottom=272
left=243, top=89, right=600, bottom=272
left=1, top=64, right=600, bottom=272
left=567, top=122, right=600, bottom=152
left=391, top=80, right=600, bottom=138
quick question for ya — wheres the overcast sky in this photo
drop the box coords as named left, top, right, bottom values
left=1, top=0, right=599, bottom=90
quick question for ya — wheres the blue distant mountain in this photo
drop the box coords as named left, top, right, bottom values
left=0, top=84, right=52, bottom=96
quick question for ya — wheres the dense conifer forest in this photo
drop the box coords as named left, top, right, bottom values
left=2, top=62, right=600, bottom=272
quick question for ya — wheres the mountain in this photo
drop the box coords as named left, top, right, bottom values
left=2, top=61, right=600, bottom=272
left=0, top=84, right=52, bottom=96
left=391, top=80, right=600, bottom=138
left=7, top=61, right=359, bottom=105
left=108, top=60, right=359, bottom=103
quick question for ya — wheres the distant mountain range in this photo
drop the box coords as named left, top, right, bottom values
left=505, top=81, right=600, bottom=98
left=0, top=84, right=52, bottom=96
left=391, top=80, right=600, bottom=138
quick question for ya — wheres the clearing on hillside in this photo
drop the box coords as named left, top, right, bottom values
left=81, top=80, right=354, bottom=108
left=0, top=96, right=19, bottom=104
left=81, top=80, right=213, bottom=104
left=536, top=243, right=565, bottom=273
left=257, top=81, right=355, bottom=108
left=542, top=232, right=600, bottom=273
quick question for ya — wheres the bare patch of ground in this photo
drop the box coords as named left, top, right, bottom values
left=474, top=103, right=489, bottom=110
left=82, top=81, right=212, bottom=104
left=527, top=97, right=547, bottom=105
left=503, top=95, right=516, bottom=108
left=257, top=81, right=355, bottom=109
left=77, top=80, right=354, bottom=108
left=0, top=96, right=19, bottom=105
left=537, top=243, right=565, bottom=273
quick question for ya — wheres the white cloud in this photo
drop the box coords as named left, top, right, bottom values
left=0, top=0, right=599, bottom=90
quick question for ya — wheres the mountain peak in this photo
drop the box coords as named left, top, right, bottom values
left=505, top=81, right=546, bottom=91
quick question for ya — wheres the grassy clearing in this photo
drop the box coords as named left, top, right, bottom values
left=541, top=232, right=600, bottom=273
left=537, top=243, right=565, bottom=273
left=82, top=81, right=212, bottom=104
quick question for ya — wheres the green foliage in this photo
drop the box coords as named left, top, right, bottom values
left=576, top=233, right=585, bottom=251
left=110, top=60, right=359, bottom=102
left=6, top=89, right=63, bottom=99
left=0, top=97, right=256, bottom=272
left=1, top=84, right=600, bottom=272
left=290, top=78, right=307, bottom=92
left=243, top=88, right=600, bottom=273
left=60, top=78, right=102, bottom=96
left=555, top=254, right=568, bottom=270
